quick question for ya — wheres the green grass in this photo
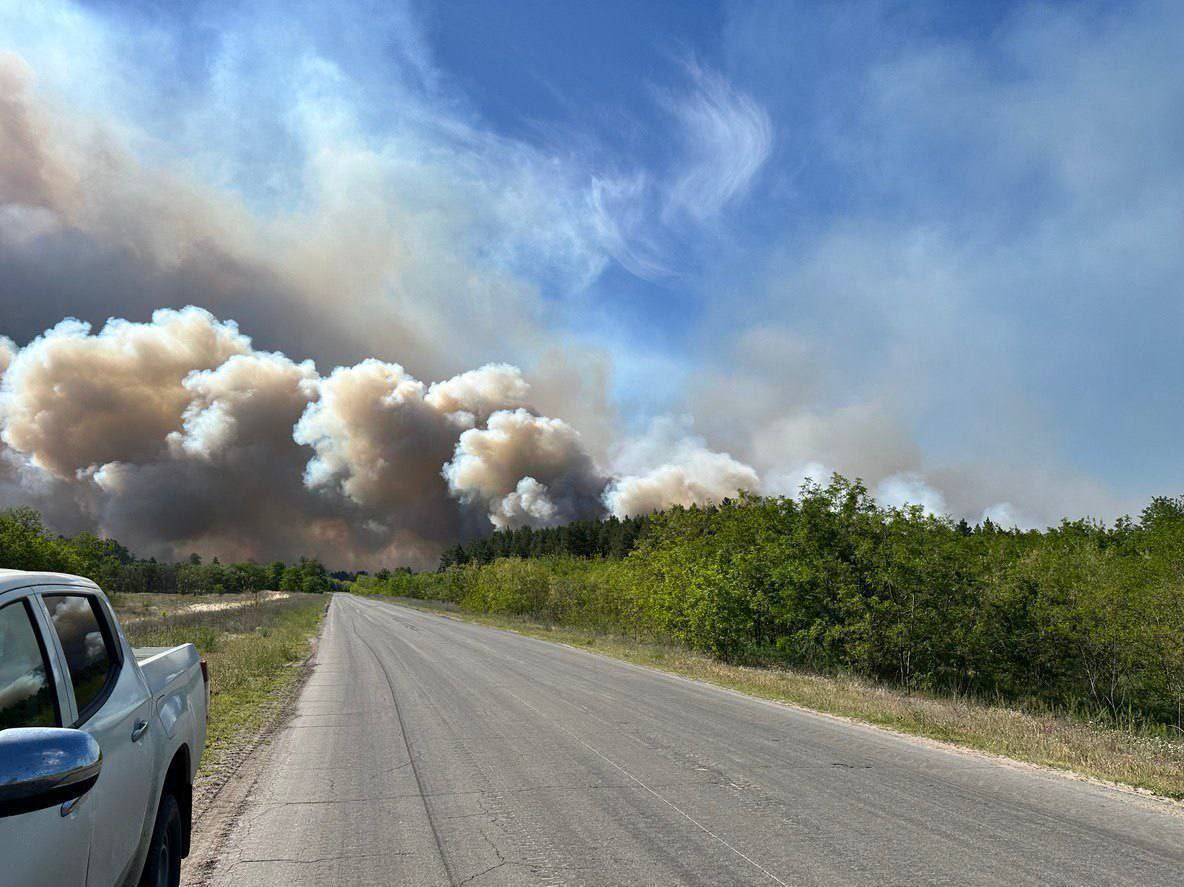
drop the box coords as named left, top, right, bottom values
left=386, top=596, right=1184, bottom=801
left=114, top=592, right=326, bottom=771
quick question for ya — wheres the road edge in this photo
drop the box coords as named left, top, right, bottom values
left=181, top=607, right=327, bottom=886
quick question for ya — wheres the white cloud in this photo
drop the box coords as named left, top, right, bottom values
left=662, top=61, right=773, bottom=222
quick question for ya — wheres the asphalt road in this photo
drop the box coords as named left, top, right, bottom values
left=202, top=593, right=1184, bottom=886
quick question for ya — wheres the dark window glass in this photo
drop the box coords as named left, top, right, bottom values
left=0, top=600, right=59, bottom=730
left=43, top=595, right=116, bottom=720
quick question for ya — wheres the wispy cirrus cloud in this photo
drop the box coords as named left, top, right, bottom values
left=661, top=60, right=773, bottom=223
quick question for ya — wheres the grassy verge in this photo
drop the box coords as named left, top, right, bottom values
left=384, top=596, right=1184, bottom=801
left=114, top=592, right=326, bottom=773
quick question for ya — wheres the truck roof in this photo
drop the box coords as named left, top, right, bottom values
left=0, top=569, right=99, bottom=595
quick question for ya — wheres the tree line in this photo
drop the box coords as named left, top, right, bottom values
left=437, top=514, right=650, bottom=568
left=355, top=476, right=1184, bottom=732
left=0, top=506, right=340, bottom=594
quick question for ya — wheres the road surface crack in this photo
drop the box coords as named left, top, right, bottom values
left=352, top=617, right=458, bottom=885
left=455, top=860, right=510, bottom=886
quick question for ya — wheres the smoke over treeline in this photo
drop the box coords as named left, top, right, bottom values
left=0, top=307, right=763, bottom=567
left=2, top=304, right=1089, bottom=568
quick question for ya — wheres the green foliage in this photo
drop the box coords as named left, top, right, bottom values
left=0, top=506, right=342, bottom=595
left=437, top=514, right=650, bottom=568
left=0, top=508, right=86, bottom=574
left=355, top=476, right=1184, bottom=731
left=278, top=557, right=335, bottom=594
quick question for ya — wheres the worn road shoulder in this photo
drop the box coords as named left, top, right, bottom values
left=182, top=632, right=323, bottom=887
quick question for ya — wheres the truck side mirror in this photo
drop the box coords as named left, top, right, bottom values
left=0, top=728, right=102, bottom=818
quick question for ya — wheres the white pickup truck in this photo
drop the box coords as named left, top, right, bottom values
left=0, top=570, right=208, bottom=887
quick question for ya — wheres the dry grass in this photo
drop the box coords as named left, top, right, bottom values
left=388, top=596, right=1184, bottom=800
left=113, top=592, right=326, bottom=773
left=109, top=590, right=291, bottom=623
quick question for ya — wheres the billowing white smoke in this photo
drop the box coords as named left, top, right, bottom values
left=492, top=477, right=560, bottom=528
left=0, top=310, right=615, bottom=564
left=603, top=417, right=760, bottom=517
left=424, top=364, right=530, bottom=424
left=169, top=351, right=321, bottom=462
left=296, top=360, right=460, bottom=510
left=293, top=360, right=533, bottom=542
left=443, top=409, right=606, bottom=529
left=874, top=473, right=948, bottom=516
left=0, top=307, right=1045, bottom=566
left=1, top=308, right=251, bottom=476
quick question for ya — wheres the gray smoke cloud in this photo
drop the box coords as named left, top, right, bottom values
left=293, top=359, right=535, bottom=545
left=0, top=49, right=577, bottom=382
left=5, top=304, right=1052, bottom=565
left=443, top=409, right=607, bottom=529
left=6, top=5, right=1136, bottom=564
left=88, top=347, right=331, bottom=562
left=1, top=309, right=745, bottom=566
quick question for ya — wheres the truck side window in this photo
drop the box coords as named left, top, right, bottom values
left=43, top=594, right=118, bottom=723
left=0, top=599, right=60, bottom=730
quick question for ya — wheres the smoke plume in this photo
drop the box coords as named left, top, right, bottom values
left=443, top=409, right=607, bottom=529
left=3, top=4, right=1142, bottom=567
left=1, top=309, right=739, bottom=566
left=604, top=418, right=759, bottom=517
left=1, top=309, right=251, bottom=476
left=2, top=306, right=1023, bottom=565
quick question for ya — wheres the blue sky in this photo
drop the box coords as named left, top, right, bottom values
left=1, top=0, right=1182, bottom=533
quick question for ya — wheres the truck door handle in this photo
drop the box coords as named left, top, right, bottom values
left=131, top=719, right=150, bottom=742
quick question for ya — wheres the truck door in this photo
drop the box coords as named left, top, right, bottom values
left=41, top=592, right=156, bottom=887
left=0, top=595, right=94, bottom=886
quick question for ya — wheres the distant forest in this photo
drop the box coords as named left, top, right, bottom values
left=0, top=507, right=341, bottom=594
left=437, top=515, right=650, bottom=568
